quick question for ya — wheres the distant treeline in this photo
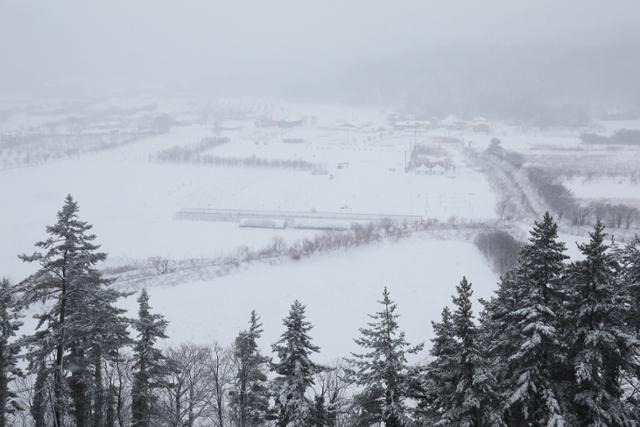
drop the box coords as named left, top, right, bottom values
left=581, top=129, right=640, bottom=146
left=526, top=166, right=640, bottom=228
left=0, top=132, right=145, bottom=170
left=156, top=153, right=317, bottom=171
left=153, top=136, right=230, bottom=161
left=485, top=140, right=640, bottom=230
left=153, top=137, right=319, bottom=171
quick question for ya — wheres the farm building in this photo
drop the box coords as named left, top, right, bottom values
left=238, top=218, right=287, bottom=229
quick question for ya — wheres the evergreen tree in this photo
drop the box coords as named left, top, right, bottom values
left=487, top=212, right=569, bottom=425
left=19, top=194, right=129, bottom=427
left=614, top=235, right=640, bottom=417
left=349, top=287, right=423, bottom=427
left=230, top=310, right=270, bottom=427
left=424, top=278, right=498, bottom=426
left=0, top=278, right=22, bottom=427
left=565, top=222, right=640, bottom=425
left=420, top=306, right=457, bottom=424
left=271, top=300, right=322, bottom=427
left=131, top=288, right=170, bottom=427
left=480, top=269, right=519, bottom=376
left=448, top=277, right=496, bottom=426
left=617, top=235, right=640, bottom=335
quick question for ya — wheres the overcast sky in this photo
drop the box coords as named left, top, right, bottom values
left=1, top=0, right=639, bottom=97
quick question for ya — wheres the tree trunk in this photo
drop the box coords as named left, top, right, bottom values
left=69, top=346, right=90, bottom=427
left=54, top=271, right=67, bottom=427
left=131, top=363, right=149, bottom=427
left=31, top=361, right=48, bottom=427
left=93, top=350, right=104, bottom=427
left=174, top=383, right=181, bottom=427
left=115, top=352, right=126, bottom=427
left=0, top=350, right=7, bottom=427
left=105, top=385, right=117, bottom=427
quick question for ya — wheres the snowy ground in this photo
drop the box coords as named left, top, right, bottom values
left=564, top=177, right=640, bottom=207
left=1, top=100, right=497, bottom=280
left=117, top=235, right=498, bottom=361
left=4, top=97, right=640, bottom=361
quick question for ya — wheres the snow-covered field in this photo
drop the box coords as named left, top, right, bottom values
left=5, top=97, right=640, bottom=360
left=0, top=149, right=318, bottom=279
left=118, top=235, right=498, bottom=361
left=564, top=177, right=640, bottom=206
left=1, top=100, right=498, bottom=280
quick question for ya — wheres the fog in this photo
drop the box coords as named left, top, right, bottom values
left=2, top=0, right=640, bottom=118
left=4, top=4, right=640, bottom=425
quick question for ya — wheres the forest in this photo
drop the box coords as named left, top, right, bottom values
left=2, top=195, right=640, bottom=427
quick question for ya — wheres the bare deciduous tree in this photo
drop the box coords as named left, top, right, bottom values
left=206, top=343, right=234, bottom=427
left=311, top=362, right=353, bottom=427
left=158, top=343, right=216, bottom=427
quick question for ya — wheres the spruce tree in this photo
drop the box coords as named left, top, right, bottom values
left=617, top=235, right=640, bottom=335
left=614, top=235, right=640, bottom=418
left=488, top=212, right=568, bottom=425
left=131, top=289, right=170, bottom=427
left=448, top=277, right=495, bottom=426
left=421, top=306, right=456, bottom=424
left=0, top=278, right=22, bottom=427
left=229, top=310, right=270, bottom=427
left=424, top=278, right=498, bottom=426
left=565, top=223, right=640, bottom=425
left=349, top=287, right=422, bottom=427
left=480, top=270, right=519, bottom=372
left=19, top=194, right=129, bottom=427
left=271, top=300, right=322, bottom=427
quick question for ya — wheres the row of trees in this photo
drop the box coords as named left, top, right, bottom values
left=473, top=229, right=521, bottom=273
left=2, top=197, right=640, bottom=426
left=571, top=201, right=640, bottom=230
left=486, top=140, right=640, bottom=230
left=528, top=168, right=640, bottom=230
left=153, top=137, right=229, bottom=163
left=153, top=147, right=318, bottom=172
left=581, top=129, right=640, bottom=146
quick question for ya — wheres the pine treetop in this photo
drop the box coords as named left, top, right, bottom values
left=452, top=277, right=476, bottom=349
left=20, top=195, right=106, bottom=281
left=430, top=306, right=455, bottom=359
left=351, top=287, right=422, bottom=379
left=349, top=287, right=422, bottom=426
left=272, top=300, right=321, bottom=384
left=134, top=289, right=169, bottom=346
left=132, top=289, right=169, bottom=382
left=569, top=221, right=621, bottom=328
left=519, top=212, right=568, bottom=284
